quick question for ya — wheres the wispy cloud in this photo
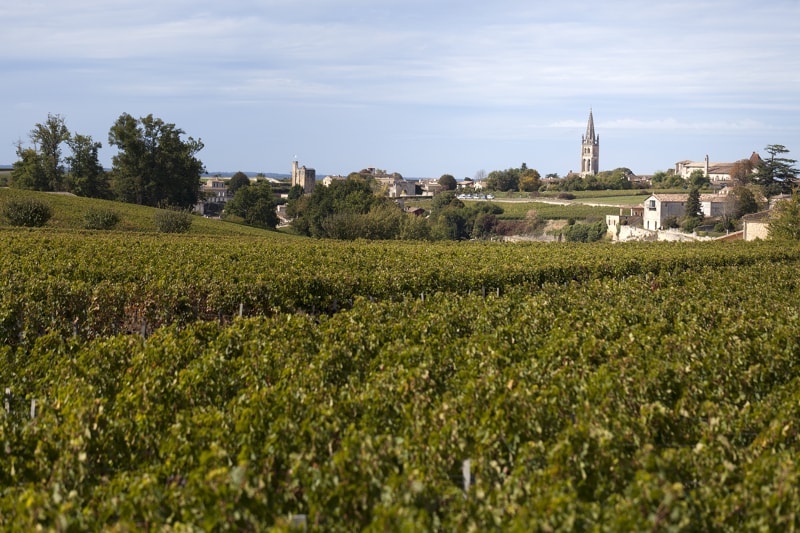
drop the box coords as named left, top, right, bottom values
left=2, top=0, right=799, bottom=175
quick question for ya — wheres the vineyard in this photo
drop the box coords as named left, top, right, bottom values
left=2, top=229, right=800, bottom=530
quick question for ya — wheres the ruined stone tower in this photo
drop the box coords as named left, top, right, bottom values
left=580, top=110, right=599, bottom=177
left=291, top=160, right=316, bottom=194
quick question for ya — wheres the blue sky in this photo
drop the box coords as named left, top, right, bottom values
left=2, top=0, right=799, bottom=179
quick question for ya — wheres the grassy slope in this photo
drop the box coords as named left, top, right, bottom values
left=0, top=188, right=297, bottom=237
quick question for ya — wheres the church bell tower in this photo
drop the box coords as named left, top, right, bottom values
left=580, top=109, right=599, bottom=177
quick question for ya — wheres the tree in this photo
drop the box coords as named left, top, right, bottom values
left=768, top=192, right=800, bottom=240
left=285, top=184, right=305, bottom=219
left=431, top=208, right=469, bottom=240
left=108, top=113, right=205, bottom=208
left=10, top=113, right=70, bottom=191
left=728, top=186, right=759, bottom=219
left=33, top=113, right=70, bottom=191
left=754, top=144, right=798, bottom=196
left=471, top=211, right=498, bottom=239
left=486, top=168, right=520, bottom=192
left=730, top=158, right=755, bottom=186
left=431, top=190, right=464, bottom=213
left=519, top=169, right=541, bottom=192
left=651, top=170, right=686, bottom=189
left=290, top=177, right=384, bottom=238
left=688, top=169, right=710, bottom=189
left=66, top=134, right=110, bottom=198
left=10, top=146, right=47, bottom=190
left=228, top=171, right=251, bottom=195
left=682, top=187, right=703, bottom=232
left=438, top=174, right=457, bottom=191
left=563, top=220, right=607, bottom=242
left=686, top=187, right=702, bottom=219
left=225, top=182, right=279, bottom=229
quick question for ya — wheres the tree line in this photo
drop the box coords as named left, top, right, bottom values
left=287, top=176, right=515, bottom=241
left=8, top=113, right=204, bottom=209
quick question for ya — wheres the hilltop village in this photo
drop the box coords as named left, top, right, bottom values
left=195, top=110, right=795, bottom=242
left=2, top=111, right=794, bottom=241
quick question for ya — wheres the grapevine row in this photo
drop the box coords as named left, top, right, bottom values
left=2, top=258, right=800, bottom=530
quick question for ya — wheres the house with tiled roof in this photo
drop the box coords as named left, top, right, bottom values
left=674, top=152, right=762, bottom=185
left=642, top=193, right=729, bottom=230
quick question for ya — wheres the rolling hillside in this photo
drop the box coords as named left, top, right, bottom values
left=0, top=188, right=294, bottom=237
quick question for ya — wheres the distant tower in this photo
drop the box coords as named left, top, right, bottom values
left=580, top=109, right=599, bottom=177
left=291, top=159, right=316, bottom=193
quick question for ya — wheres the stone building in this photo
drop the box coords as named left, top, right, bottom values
left=291, top=160, right=316, bottom=193
left=742, top=211, right=770, bottom=241
left=642, top=193, right=729, bottom=230
left=580, top=110, right=599, bottom=177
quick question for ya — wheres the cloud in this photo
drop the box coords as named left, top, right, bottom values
left=2, top=0, right=799, bottom=176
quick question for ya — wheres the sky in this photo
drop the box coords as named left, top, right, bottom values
left=2, top=0, right=799, bottom=179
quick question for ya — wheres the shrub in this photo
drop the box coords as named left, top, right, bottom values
left=2, top=198, right=52, bottom=227
left=663, top=216, right=680, bottom=229
left=563, top=220, right=608, bottom=242
left=681, top=216, right=702, bottom=233
left=154, top=208, right=192, bottom=233
left=557, top=193, right=576, bottom=200
left=82, top=208, right=120, bottom=230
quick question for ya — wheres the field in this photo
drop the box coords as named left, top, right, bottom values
left=2, top=224, right=800, bottom=530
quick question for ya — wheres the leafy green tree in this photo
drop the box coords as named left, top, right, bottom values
left=227, top=171, right=251, bottom=195
left=285, top=184, right=305, bottom=219
left=486, top=168, right=520, bottom=192
left=438, top=174, right=457, bottom=191
left=557, top=173, right=587, bottom=192
left=681, top=187, right=703, bottom=232
left=431, top=190, right=464, bottom=213
left=10, top=113, right=70, bottom=191
left=563, top=220, right=607, bottom=242
left=431, top=207, right=469, bottom=240
left=768, top=192, right=800, bottom=240
left=225, top=182, right=279, bottom=229
left=66, top=134, right=110, bottom=198
left=686, top=187, right=702, bottom=219
left=651, top=170, right=686, bottom=189
left=688, top=169, right=710, bottom=189
left=728, top=186, right=759, bottom=219
left=399, top=212, right=431, bottom=240
left=33, top=113, right=70, bottom=191
left=10, top=146, right=47, bottom=190
left=291, top=177, right=384, bottom=238
left=472, top=211, right=498, bottom=238
left=519, top=169, right=541, bottom=192
left=108, top=113, right=205, bottom=208
left=754, top=144, right=798, bottom=195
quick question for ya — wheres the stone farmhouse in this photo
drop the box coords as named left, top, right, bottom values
left=642, top=193, right=729, bottom=230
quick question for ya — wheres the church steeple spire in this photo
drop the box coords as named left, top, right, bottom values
left=583, top=108, right=597, bottom=144
left=580, top=109, right=599, bottom=177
